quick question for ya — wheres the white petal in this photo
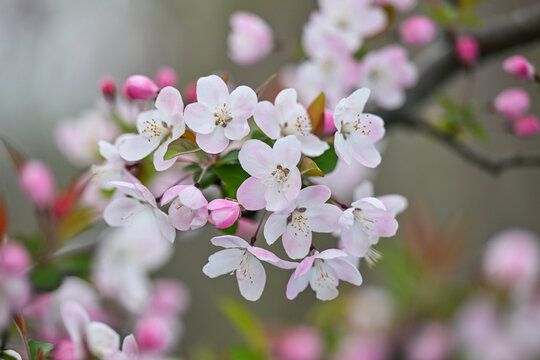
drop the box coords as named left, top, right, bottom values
left=238, top=139, right=274, bottom=177
left=237, top=254, right=266, bottom=301
left=196, top=74, right=229, bottom=108
left=118, top=134, right=159, bottom=162
left=333, top=133, right=352, bottom=164
left=211, top=235, right=250, bottom=248
left=310, top=262, right=339, bottom=301
left=325, top=258, right=363, bottom=285
left=155, top=86, right=184, bottom=116
left=184, top=103, right=216, bottom=134
left=202, top=248, right=245, bottom=278
left=253, top=101, right=281, bottom=139
left=263, top=212, right=288, bottom=245
left=228, top=85, right=257, bottom=121
left=86, top=322, right=120, bottom=359
left=196, top=127, right=229, bottom=154
left=273, top=135, right=302, bottom=168
left=298, top=134, right=329, bottom=157
left=103, top=198, right=144, bottom=227
left=286, top=270, right=311, bottom=300
left=154, top=209, right=177, bottom=243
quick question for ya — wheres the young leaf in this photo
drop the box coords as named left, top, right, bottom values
left=183, top=129, right=197, bottom=143
left=164, top=138, right=200, bottom=160
left=307, top=93, right=326, bottom=137
left=311, top=145, right=338, bottom=174
left=214, top=164, right=250, bottom=189
left=300, top=157, right=325, bottom=177
left=216, top=150, right=240, bottom=166
left=28, top=340, right=55, bottom=360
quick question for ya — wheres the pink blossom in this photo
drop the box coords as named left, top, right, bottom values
left=514, top=115, right=540, bottom=137
left=203, top=235, right=296, bottom=301
left=503, top=55, right=536, bottom=80
left=264, top=185, right=342, bottom=259
left=286, top=249, right=362, bottom=301
left=124, top=75, right=159, bottom=100
left=161, top=185, right=208, bottom=231
left=184, top=81, right=197, bottom=104
left=18, top=160, right=56, bottom=208
left=483, top=229, right=539, bottom=290
left=228, top=12, right=273, bottom=66
left=100, top=76, right=117, bottom=100
left=236, top=217, right=258, bottom=240
left=273, top=326, right=323, bottom=360
left=155, top=67, right=178, bottom=89
left=493, top=88, right=530, bottom=120
left=135, top=316, right=173, bottom=354
left=237, top=136, right=302, bottom=212
left=375, top=0, right=416, bottom=12
left=254, top=88, right=329, bottom=156
left=323, top=109, right=336, bottom=134
left=358, top=46, right=418, bottom=110
left=333, top=88, right=386, bottom=167
left=147, top=280, right=190, bottom=317
left=0, top=241, right=30, bottom=275
left=407, top=322, right=452, bottom=360
left=53, top=340, right=78, bottom=360
left=184, top=75, right=257, bottom=153
left=455, top=36, right=479, bottom=66
left=335, top=335, right=389, bottom=360
left=399, top=16, right=437, bottom=46
left=208, top=199, right=240, bottom=229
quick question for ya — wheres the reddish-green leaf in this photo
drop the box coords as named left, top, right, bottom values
left=307, top=93, right=326, bottom=137
left=300, top=157, right=325, bottom=177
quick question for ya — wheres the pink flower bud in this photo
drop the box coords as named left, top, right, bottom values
left=273, top=326, right=323, bottom=360
left=483, top=229, right=540, bottom=289
left=323, top=109, right=336, bottom=134
left=406, top=323, right=451, bottom=360
left=156, top=67, right=178, bottom=89
left=124, top=75, right=159, bottom=100
left=503, top=55, right=535, bottom=80
left=184, top=81, right=197, bottom=104
left=0, top=242, right=30, bottom=275
left=19, top=160, right=56, bottom=208
left=207, top=199, right=240, bottom=229
left=493, top=88, right=530, bottom=120
left=455, top=36, right=479, bottom=66
left=399, top=16, right=437, bottom=46
left=100, top=76, right=116, bottom=101
left=514, top=115, right=540, bottom=138
left=135, top=317, right=173, bottom=354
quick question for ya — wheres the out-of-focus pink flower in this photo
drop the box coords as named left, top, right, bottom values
left=53, top=340, right=77, bottom=360
left=399, top=16, right=436, bottom=46
left=407, top=322, right=452, bottom=360
left=135, top=316, right=173, bottom=354
left=335, top=335, right=389, bottom=360
left=375, top=0, right=416, bottom=12
left=514, top=115, right=540, bottom=138
left=455, top=36, right=479, bottom=66
left=503, top=55, right=536, bottom=80
left=0, top=242, right=30, bottom=275
left=208, top=199, right=240, bottom=229
left=147, top=280, right=190, bottom=317
left=493, top=88, right=530, bottom=120
left=273, top=326, right=323, bottom=360
left=100, top=76, right=117, bottom=101
left=124, top=75, right=159, bottom=100
left=323, top=109, right=336, bottom=134
left=228, top=12, right=273, bottom=66
left=156, top=67, right=178, bottom=89
left=19, top=161, right=56, bottom=208
left=235, top=217, right=258, bottom=240
left=483, top=229, right=540, bottom=290
left=184, top=81, right=197, bottom=104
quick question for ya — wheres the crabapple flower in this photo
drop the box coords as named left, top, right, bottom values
left=493, top=88, right=530, bottom=121
left=286, top=249, right=362, bottom=301
left=125, top=75, right=159, bottom=100
left=503, top=55, right=536, bottom=80
left=203, top=235, right=296, bottom=301
left=254, top=88, right=329, bottom=156
left=237, top=135, right=302, bottom=212
left=264, top=185, right=342, bottom=259
left=156, top=67, right=178, bottom=89
left=104, top=181, right=176, bottom=243
left=228, top=12, right=273, bottom=66
left=353, top=181, right=408, bottom=218
left=399, top=16, right=436, bottom=46
left=19, top=160, right=56, bottom=208
left=406, top=322, right=452, bottom=360
left=339, top=197, right=399, bottom=258
left=455, top=36, right=479, bottom=66
left=135, top=316, right=173, bottom=354
left=207, top=199, right=240, bottom=229
left=333, top=88, right=385, bottom=167
left=358, top=46, right=418, bottom=110
left=184, top=75, right=257, bottom=153
left=91, top=138, right=133, bottom=190
left=514, top=115, right=540, bottom=138
left=118, top=86, right=185, bottom=171
left=161, top=185, right=208, bottom=231
left=274, top=326, right=323, bottom=360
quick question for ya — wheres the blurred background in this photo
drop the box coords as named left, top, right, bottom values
left=1, top=0, right=539, bottom=355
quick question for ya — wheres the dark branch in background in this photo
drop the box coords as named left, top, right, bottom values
left=374, top=3, right=540, bottom=175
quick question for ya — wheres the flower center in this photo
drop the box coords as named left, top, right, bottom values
left=214, top=104, right=233, bottom=127
left=282, top=115, right=312, bottom=137
left=271, top=164, right=290, bottom=183
left=173, top=198, right=193, bottom=218
left=353, top=208, right=378, bottom=233
left=313, top=259, right=337, bottom=289
left=236, top=252, right=254, bottom=284
left=141, top=117, right=170, bottom=141
left=341, top=115, right=372, bottom=139
left=287, top=207, right=310, bottom=238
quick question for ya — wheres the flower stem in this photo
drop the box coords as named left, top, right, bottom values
left=250, top=210, right=267, bottom=246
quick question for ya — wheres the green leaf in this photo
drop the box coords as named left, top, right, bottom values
left=194, top=170, right=218, bottom=189
left=300, top=157, right=324, bottom=177
left=215, top=164, right=250, bottom=189
left=164, top=138, right=200, bottom=160
left=28, top=340, right=55, bottom=360
left=219, top=221, right=239, bottom=235
left=216, top=149, right=240, bottom=166
left=427, top=3, right=457, bottom=26
left=311, top=145, right=338, bottom=174
left=307, top=93, right=326, bottom=137
left=30, top=264, right=62, bottom=292
left=218, top=297, right=268, bottom=352
left=229, top=346, right=266, bottom=360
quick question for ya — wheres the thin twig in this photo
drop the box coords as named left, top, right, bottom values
left=250, top=210, right=267, bottom=246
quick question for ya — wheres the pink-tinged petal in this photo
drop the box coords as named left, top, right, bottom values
left=103, top=197, right=143, bottom=227
left=60, top=301, right=89, bottom=359
left=351, top=143, right=381, bottom=168
left=274, top=88, right=298, bottom=109
left=202, top=248, right=245, bottom=278
left=98, top=141, right=118, bottom=161
left=192, top=208, right=209, bottom=229
left=317, top=248, right=347, bottom=260
left=155, top=209, right=177, bottom=242
left=196, top=127, right=229, bottom=154
left=224, top=118, right=250, bottom=140
left=374, top=87, right=405, bottom=110
left=121, top=334, right=139, bottom=358
left=286, top=271, right=311, bottom=300
left=132, top=182, right=158, bottom=206
left=86, top=322, right=120, bottom=359
left=237, top=255, right=266, bottom=301
left=238, top=139, right=274, bottom=177
left=263, top=212, right=288, bottom=245
left=283, top=226, right=312, bottom=259
left=360, top=6, right=387, bottom=36
left=297, top=134, right=329, bottom=157
left=379, top=194, right=408, bottom=217
left=352, top=196, right=385, bottom=210
left=253, top=101, right=281, bottom=139
left=247, top=246, right=281, bottom=263
left=283, top=167, right=302, bottom=203
left=310, top=263, right=339, bottom=301
left=211, top=235, right=250, bottom=249
left=296, top=185, right=331, bottom=208
left=153, top=140, right=177, bottom=171
left=325, top=258, right=363, bottom=285
left=184, top=102, right=216, bottom=134
left=357, top=114, right=385, bottom=143
left=306, top=204, right=342, bottom=233
left=168, top=205, right=196, bottom=231
left=357, top=198, right=399, bottom=237
left=178, top=185, right=208, bottom=209
left=333, top=133, right=352, bottom=164
left=334, top=88, right=371, bottom=123
left=161, top=185, right=188, bottom=206
left=273, top=135, right=302, bottom=168
left=294, top=254, right=317, bottom=279
left=273, top=259, right=299, bottom=270
left=118, top=134, right=159, bottom=162
left=196, top=75, right=229, bottom=108
left=264, top=186, right=288, bottom=212
left=155, top=86, right=184, bottom=116
left=340, top=224, right=370, bottom=257
left=237, top=177, right=267, bottom=211
left=228, top=85, right=257, bottom=121
left=353, top=181, right=374, bottom=200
